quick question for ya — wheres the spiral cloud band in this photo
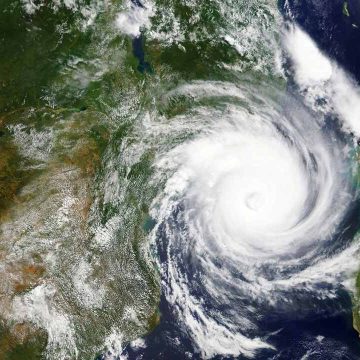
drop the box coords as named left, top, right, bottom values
left=150, top=81, right=357, bottom=358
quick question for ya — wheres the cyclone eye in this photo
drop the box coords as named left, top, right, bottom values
left=245, top=192, right=263, bottom=211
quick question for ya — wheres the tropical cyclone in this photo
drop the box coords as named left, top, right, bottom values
left=149, top=80, right=359, bottom=358
left=2, top=0, right=360, bottom=358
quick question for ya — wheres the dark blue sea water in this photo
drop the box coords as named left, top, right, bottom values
left=99, top=1, right=360, bottom=359
left=120, top=202, right=360, bottom=360
left=281, top=0, right=360, bottom=83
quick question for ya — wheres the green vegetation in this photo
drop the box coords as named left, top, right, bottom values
left=0, top=324, right=47, bottom=360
